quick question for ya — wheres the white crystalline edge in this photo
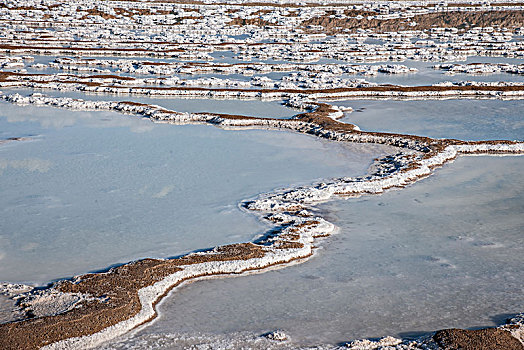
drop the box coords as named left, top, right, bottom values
left=2, top=79, right=524, bottom=101
left=0, top=283, right=33, bottom=297
left=42, top=221, right=333, bottom=350
left=247, top=146, right=458, bottom=211
left=24, top=62, right=413, bottom=90
left=454, top=143, right=524, bottom=153
left=17, top=290, right=98, bottom=320
left=41, top=58, right=417, bottom=78
left=504, top=314, right=524, bottom=344
left=1, top=92, right=522, bottom=349
left=433, top=63, right=524, bottom=75
left=0, top=284, right=103, bottom=322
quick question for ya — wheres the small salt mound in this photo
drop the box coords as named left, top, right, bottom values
left=263, top=330, right=289, bottom=341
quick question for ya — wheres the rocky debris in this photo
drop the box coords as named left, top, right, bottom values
left=263, top=330, right=289, bottom=341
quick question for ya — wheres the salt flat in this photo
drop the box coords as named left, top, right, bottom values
left=0, top=1, right=523, bottom=349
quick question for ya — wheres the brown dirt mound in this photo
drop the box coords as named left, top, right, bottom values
left=433, top=328, right=524, bottom=350
left=303, top=10, right=524, bottom=34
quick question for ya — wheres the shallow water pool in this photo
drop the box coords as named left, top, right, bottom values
left=0, top=101, right=393, bottom=284
left=118, top=156, right=523, bottom=348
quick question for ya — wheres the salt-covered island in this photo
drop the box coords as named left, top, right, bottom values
left=0, top=0, right=523, bottom=349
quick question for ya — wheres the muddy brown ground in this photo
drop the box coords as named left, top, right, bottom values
left=434, top=328, right=524, bottom=350
left=303, top=10, right=524, bottom=34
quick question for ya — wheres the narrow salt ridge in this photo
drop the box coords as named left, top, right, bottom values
left=434, top=63, right=524, bottom=75
left=38, top=57, right=418, bottom=77
left=2, top=77, right=524, bottom=101
left=1, top=93, right=522, bottom=349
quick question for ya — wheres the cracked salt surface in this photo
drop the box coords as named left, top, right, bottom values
left=109, top=156, right=523, bottom=348
left=0, top=101, right=395, bottom=285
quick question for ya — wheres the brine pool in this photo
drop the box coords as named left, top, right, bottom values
left=0, top=100, right=393, bottom=284
left=95, top=97, right=522, bottom=348
left=112, top=155, right=522, bottom=349
left=334, top=99, right=524, bottom=141
left=0, top=93, right=522, bottom=348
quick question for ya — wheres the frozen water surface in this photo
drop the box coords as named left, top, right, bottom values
left=334, top=99, right=524, bottom=141
left=115, top=156, right=523, bottom=348
left=0, top=101, right=392, bottom=284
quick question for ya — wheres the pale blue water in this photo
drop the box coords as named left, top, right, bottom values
left=125, top=155, right=523, bottom=347
left=334, top=99, right=524, bottom=141
left=95, top=94, right=524, bottom=348
left=0, top=101, right=391, bottom=284
left=1, top=52, right=522, bottom=349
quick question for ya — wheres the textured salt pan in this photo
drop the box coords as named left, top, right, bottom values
left=127, top=156, right=523, bottom=347
left=363, top=57, right=524, bottom=87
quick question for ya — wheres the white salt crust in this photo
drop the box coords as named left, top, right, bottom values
left=2, top=0, right=524, bottom=347
left=2, top=76, right=524, bottom=101
left=1, top=1, right=523, bottom=64
left=1, top=93, right=521, bottom=349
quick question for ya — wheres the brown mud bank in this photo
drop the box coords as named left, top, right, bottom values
left=0, top=244, right=269, bottom=350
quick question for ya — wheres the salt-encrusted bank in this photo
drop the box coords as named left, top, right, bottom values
left=434, top=63, right=524, bottom=76
left=39, top=58, right=418, bottom=77
left=1, top=0, right=523, bottom=63
left=1, top=0, right=523, bottom=348
left=2, top=73, right=524, bottom=100
left=0, top=93, right=522, bottom=350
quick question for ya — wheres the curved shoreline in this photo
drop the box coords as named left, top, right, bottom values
left=0, top=93, right=522, bottom=349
